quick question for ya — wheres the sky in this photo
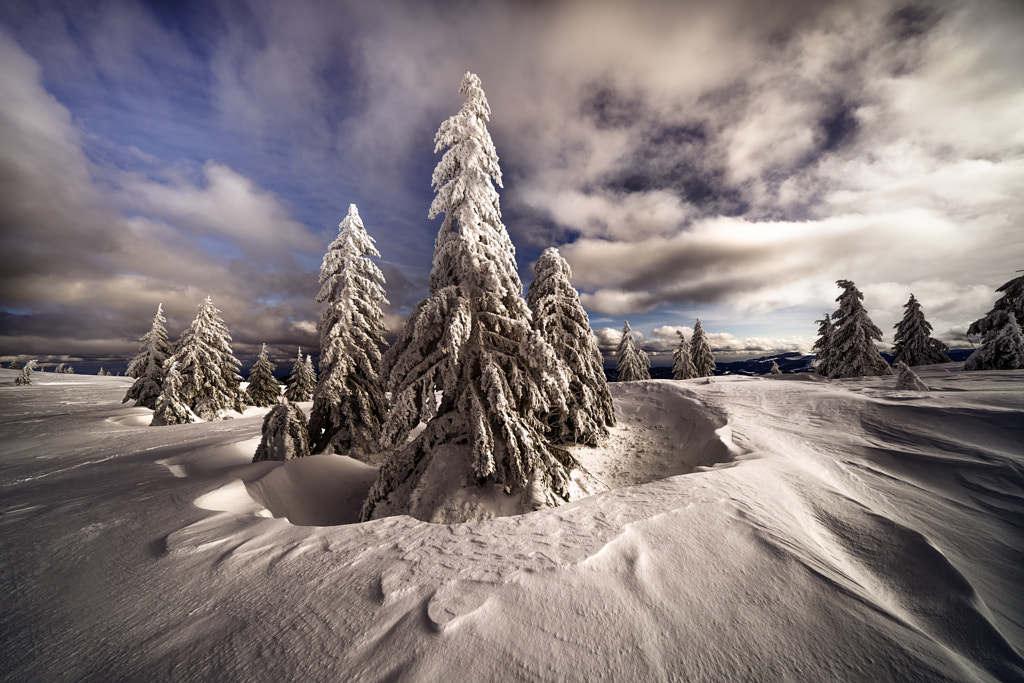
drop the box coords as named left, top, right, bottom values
left=1, top=0, right=1023, bottom=370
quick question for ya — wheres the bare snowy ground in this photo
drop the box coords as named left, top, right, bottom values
left=1, top=365, right=1022, bottom=681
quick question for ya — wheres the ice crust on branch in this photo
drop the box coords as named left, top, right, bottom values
left=308, top=204, right=389, bottom=457
left=363, top=73, right=585, bottom=523
left=123, top=303, right=172, bottom=409
left=527, top=247, right=614, bottom=445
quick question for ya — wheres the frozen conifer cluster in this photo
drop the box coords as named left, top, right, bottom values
left=308, top=204, right=390, bottom=458
left=527, top=247, right=614, bottom=446
left=15, top=360, right=36, bottom=385
left=672, top=332, right=697, bottom=380
left=616, top=321, right=650, bottom=381
left=151, top=297, right=247, bottom=424
left=815, top=280, right=891, bottom=379
left=363, top=73, right=585, bottom=523
left=245, top=344, right=281, bottom=408
left=284, top=349, right=316, bottom=402
left=689, top=319, right=716, bottom=378
left=892, top=294, right=949, bottom=367
left=253, top=401, right=310, bottom=462
left=966, top=272, right=1024, bottom=371
left=123, top=304, right=172, bottom=409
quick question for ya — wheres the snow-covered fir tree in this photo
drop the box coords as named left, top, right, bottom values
left=15, top=360, right=36, bottom=385
left=616, top=321, right=650, bottom=381
left=150, top=361, right=199, bottom=426
left=895, top=361, right=929, bottom=391
left=245, top=344, right=281, bottom=408
left=123, top=304, right=173, bottom=409
left=812, top=313, right=836, bottom=377
left=892, top=294, right=949, bottom=366
left=769, top=361, right=782, bottom=375
left=364, top=73, right=582, bottom=524
left=284, top=348, right=316, bottom=402
left=308, top=204, right=390, bottom=457
left=526, top=247, right=614, bottom=446
left=965, top=311, right=1024, bottom=371
left=827, top=280, right=892, bottom=379
left=672, top=331, right=697, bottom=380
left=163, top=297, right=246, bottom=421
left=252, top=401, right=310, bottom=462
left=690, top=319, right=716, bottom=378
left=966, top=272, right=1024, bottom=371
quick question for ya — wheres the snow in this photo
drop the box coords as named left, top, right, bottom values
left=2, top=365, right=1023, bottom=680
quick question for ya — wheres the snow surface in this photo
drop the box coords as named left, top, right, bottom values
left=1, top=366, right=1023, bottom=681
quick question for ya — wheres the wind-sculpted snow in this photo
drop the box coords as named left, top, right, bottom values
left=1, top=366, right=1023, bottom=680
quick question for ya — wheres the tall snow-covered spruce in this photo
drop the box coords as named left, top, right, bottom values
left=308, top=204, right=389, bottom=457
left=827, top=280, right=891, bottom=378
left=159, top=296, right=246, bottom=422
left=123, top=304, right=172, bottom=409
left=616, top=321, right=650, bottom=381
left=672, top=331, right=697, bottom=380
left=245, top=343, right=281, bottom=408
left=965, top=271, right=1024, bottom=371
left=284, top=348, right=316, bottom=402
left=526, top=247, right=614, bottom=446
left=689, top=319, right=716, bottom=377
left=812, top=313, right=837, bottom=377
left=892, top=294, right=949, bottom=366
left=363, top=73, right=590, bottom=524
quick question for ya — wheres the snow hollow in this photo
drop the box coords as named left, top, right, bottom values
left=1, top=365, right=1023, bottom=681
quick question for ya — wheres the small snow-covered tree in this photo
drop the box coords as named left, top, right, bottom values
left=527, top=247, right=614, bottom=445
left=892, top=294, right=949, bottom=366
left=15, top=360, right=36, bottom=385
left=252, top=401, right=310, bottom=462
left=812, top=313, right=836, bottom=377
left=284, top=348, right=316, bottom=402
left=690, top=319, right=716, bottom=377
left=895, top=361, right=929, bottom=391
left=616, top=321, right=650, bottom=381
left=966, top=272, right=1024, bottom=371
left=245, top=344, right=281, bottom=407
left=308, top=204, right=390, bottom=457
left=123, top=304, right=173, bottom=409
left=965, top=312, right=1024, bottom=371
left=150, top=361, right=199, bottom=426
left=672, top=331, right=697, bottom=380
left=165, top=297, right=246, bottom=421
left=769, top=360, right=782, bottom=375
left=827, top=280, right=892, bottom=379
left=364, top=73, right=580, bottom=523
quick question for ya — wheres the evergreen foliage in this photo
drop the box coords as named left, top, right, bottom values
left=825, top=280, right=892, bottom=379
left=689, top=319, right=716, bottom=377
left=966, top=272, right=1024, bottom=371
left=123, top=304, right=173, bottom=409
left=308, top=204, right=390, bottom=457
left=616, top=321, right=650, bottom=381
left=163, top=297, right=246, bottom=421
left=769, top=361, right=782, bottom=375
left=253, top=401, right=311, bottom=462
left=284, top=348, right=316, bottom=402
left=892, top=294, right=949, bottom=366
left=150, top=361, right=199, bottom=425
left=245, top=344, right=281, bottom=408
left=965, top=312, right=1024, bottom=371
left=15, top=360, right=36, bottom=385
left=812, top=313, right=836, bottom=377
left=527, top=247, right=614, bottom=445
left=364, top=73, right=578, bottom=523
left=672, top=331, right=697, bottom=380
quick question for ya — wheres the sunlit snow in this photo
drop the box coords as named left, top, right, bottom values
left=1, top=366, right=1022, bottom=680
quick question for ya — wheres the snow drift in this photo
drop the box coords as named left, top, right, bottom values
left=1, top=365, right=1022, bottom=681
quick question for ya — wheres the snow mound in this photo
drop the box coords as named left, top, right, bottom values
left=239, top=454, right=378, bottom=526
